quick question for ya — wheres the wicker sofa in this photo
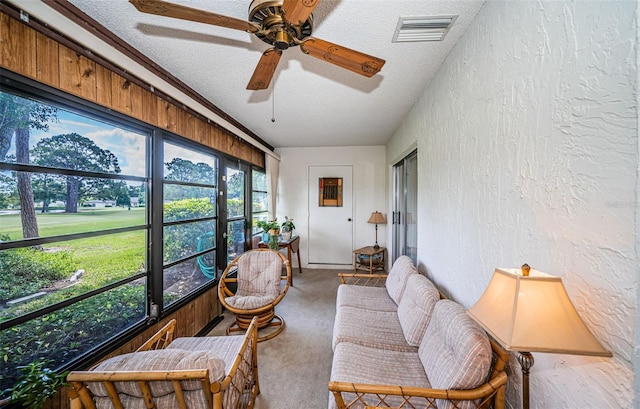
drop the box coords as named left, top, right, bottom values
left=329, top=256, right=508, bottom=409
left=67, top=317, right=259, bottom=409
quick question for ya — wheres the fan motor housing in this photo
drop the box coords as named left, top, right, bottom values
left=249, top=0, right=313, bottom=49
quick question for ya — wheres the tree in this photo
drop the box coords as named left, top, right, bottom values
left=31, top=174, right=65, bottom=213
left=0, top=92, right=57, bottom=238
left=31, top=133, right=120, bottom=213
left=164, top=158, right=215, bottom=201
left=111, top=180, right=131, bottom=208
left=227, top=171, right=244, bottom=200
left=130, top=183, right=145, bottom=206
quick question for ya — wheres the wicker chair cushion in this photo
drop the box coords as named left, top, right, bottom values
left=168, top=335, right=251, bottom=409
left=89, top=349, right=225, bottom=409
left=225, top=293, right=278, bottom=309
left=385, top=255, right=418, bottom=304
left=329, top=341, right=430, bottom=409
left=332, top=306, right=416, bottom=352
left=419, top=300, right=492, bottom=393
left=226, top=250, right=282, bottom=309
left=397, top=274, right=440, bottom=346
left=336, top=284, right=398, bottom=312
left=168, top=334, right=246, bottom=373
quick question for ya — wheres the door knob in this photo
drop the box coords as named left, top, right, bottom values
left=348, top=218, right=352, bottom=222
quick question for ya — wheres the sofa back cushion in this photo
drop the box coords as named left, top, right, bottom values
left=418, top=300, right=492, bottom=392
left=397, top=274, right=440, bottom=346
left=385, top=255, right=418, bottom=304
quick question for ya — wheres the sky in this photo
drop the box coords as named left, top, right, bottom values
left=7, top=109, right=147, bottom=177
left=4, top=100, right=216, bottom=177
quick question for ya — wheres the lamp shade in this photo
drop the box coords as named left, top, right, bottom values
left=468, top=268, right=611, bottom=357
left=367, top=211, right=386, bottom=224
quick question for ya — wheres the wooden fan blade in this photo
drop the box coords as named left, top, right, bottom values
left=300, top=38, right=385, bottom=78
left=129, top=0, right=259, bottom=33
left=247, top=49, right=282, bottom=90
left=282, top=0, right=320, bottom=26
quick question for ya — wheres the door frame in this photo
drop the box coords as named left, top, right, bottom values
left=218, top=158, right=251, bottom=270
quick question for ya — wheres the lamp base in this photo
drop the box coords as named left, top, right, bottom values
left=517, top=351, right=534, bottom=409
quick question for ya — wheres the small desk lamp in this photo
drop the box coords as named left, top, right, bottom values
left=367, top=211, right=386, bottom=249
left=467, top=265, right=612, bottom=409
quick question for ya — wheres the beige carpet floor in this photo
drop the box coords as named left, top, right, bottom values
left=208, top=268, right=341, bottom=409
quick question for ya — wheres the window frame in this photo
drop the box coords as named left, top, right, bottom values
left=0, top=72, right=157, bottom=375
left=0, top=71, right=265, bottom=387
left=251, top=167, right=269, bottom=236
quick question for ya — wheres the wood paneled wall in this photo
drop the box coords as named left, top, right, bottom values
left=0, top=11, right=265, bottom=168
left=0, top=10, right=253, bottom=409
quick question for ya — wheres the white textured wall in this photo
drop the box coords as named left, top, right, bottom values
left=387, top=1, right=637, bottom=408
left=275, top=146, right=387, bottom=267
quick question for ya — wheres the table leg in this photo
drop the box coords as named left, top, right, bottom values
left=286, top=246, right=293, bottom=286
left=296, top=249, right=302, bottom=275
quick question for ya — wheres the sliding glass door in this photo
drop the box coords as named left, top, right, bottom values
left=392, top=150, right=417, bottom=264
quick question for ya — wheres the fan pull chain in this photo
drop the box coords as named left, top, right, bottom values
left=271, top=88, right=276, bottom=123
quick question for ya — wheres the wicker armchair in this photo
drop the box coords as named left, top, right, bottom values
left=67, top=317, right=260, bottom=409
left=218, top=249, right=291, bottom=342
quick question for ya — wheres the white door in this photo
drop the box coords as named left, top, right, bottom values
left=308, top=165, right=353, bottom=265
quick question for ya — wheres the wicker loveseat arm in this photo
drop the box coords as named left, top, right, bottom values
left=328, top=371, right=508, bottom=409
left=338, top=272, right=388, bottom=286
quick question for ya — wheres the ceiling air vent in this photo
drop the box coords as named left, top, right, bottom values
left=392, top=15, right=458, bottom=43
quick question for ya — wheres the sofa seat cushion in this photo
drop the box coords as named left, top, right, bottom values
left=329, top=342, right=430, bottom=409
left=168, top=335, right=246, bottom=374
left=336, top=284, right=398, bottom=312
left=397, top=274, right=441, bottom=346
left=332, top=306, right=415, bottom=352
left=385, top=255, right=418, bottom=304
left=89, top=348, right=225, bottom=409
left=419, top=300, right=492, bottom=392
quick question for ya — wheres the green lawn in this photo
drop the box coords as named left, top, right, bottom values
left=0, top=208, right=148, bottom=320
left=0, top=207, right=146, bottom=239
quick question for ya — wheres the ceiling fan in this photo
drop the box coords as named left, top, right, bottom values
left=129, top=0, right=386, bottom=90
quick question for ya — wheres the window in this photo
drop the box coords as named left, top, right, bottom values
left=162, top=141, right=218, bottom=306
left=225, top=164, right=247, bottom=262
left=0, top=89, right=149, bottom=394
left=0, top=78, right=237, bottom=397
left=252, top=169, right=268, bottom=234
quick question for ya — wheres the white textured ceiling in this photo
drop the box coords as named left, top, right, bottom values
left=54, top=1, right=484, bottom=148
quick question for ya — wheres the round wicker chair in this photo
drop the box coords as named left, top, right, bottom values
left=218, top=249, right=292, bottom=342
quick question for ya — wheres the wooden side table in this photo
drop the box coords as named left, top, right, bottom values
left=353, top=246, right=386, bottom=273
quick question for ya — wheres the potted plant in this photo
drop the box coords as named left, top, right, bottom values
left=4, top=358, right=68, bottom=409
left=257, top=219, right=279, bottom=242
left=281, top=216, right=295, bottom=240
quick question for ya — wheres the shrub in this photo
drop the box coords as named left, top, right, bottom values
left=0, top=240, right=77, bottom=302
left=0, top=283, right=145, bottom=397
left=163, top=198, right=214, bottom=263
left=5, top=358, right=68, bottom=409
left=164, top=197, right=213, bottom=221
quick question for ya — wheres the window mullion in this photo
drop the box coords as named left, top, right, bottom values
left=150, top=131, right=165, bottom=318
